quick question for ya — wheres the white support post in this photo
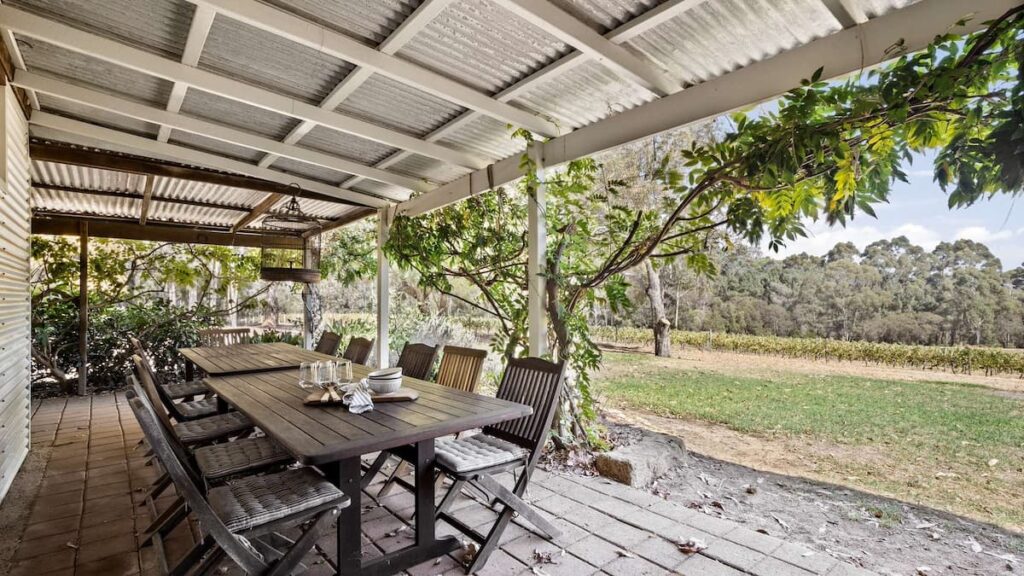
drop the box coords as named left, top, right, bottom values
left=301, top=237, right=316, bottom=350
left=375, top=207, right=393, bottom=368
left=527, top=141, right=547, bottom=357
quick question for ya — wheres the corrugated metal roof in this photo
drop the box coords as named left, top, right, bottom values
left=153, top=178, right=267, bottom=210
left=179, top=89, right=299, bottom=140
left=625, top=0, right=840, bottom=86
left=4, top=0, right=194, bottom=59
left=168, top=129, right=264, bottom=163
left=17, top=37, right=174, bottom=106
left=849, top=0, right=918, bottom=18
left=38, top=94, right=161, bottom=139
left=337, top=73, right=467, bottom=138
left=436, top=115, right=523, bottom=161
left=512, top=59, right=654, bottom=129
left=397, top=0, right=571, bottom=93
left=34, top=187, right=141, bottom=220
left=261, top=0, right=419, bottom=45
left=271, top=156, right=353, bottom=187
left=296, top=125, right=398, bottom=166
left=33, top=162, right=148, bottom=193
left=199, top=13, right=355, bottom=104
left=549, top=0, right=664, bottom=32
left=390, top=154, right=473, bottom=185
left=147, top=203, right=243, bottom=227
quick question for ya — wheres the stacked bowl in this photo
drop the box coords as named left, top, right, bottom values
left=365, top=367, right=403, bottom=394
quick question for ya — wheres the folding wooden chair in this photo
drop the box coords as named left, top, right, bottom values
left=313, top=331, right=342, bottom=356
left=134, top=353, right=218, bottom=421
left=373, top=346, right=489, bottom=498
left=129, top=336, right=209, bottom=400
left=128, top=392, right=348, bottom=576
left=396, top=342, right=439, bottom=380
left=341, top=336, right=374, bottom=365
left=434, top=357, right=565, bottom=573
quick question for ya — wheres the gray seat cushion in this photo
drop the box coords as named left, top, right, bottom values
left=209, top=468, right=347, bottom=532
left=176, top=397, right=219, bottom=419
left=194, top=437, right=293, bottom=481
left=174, top=411, right=252, bottom=444
left=435, top=434, right=529, bottom=474
left=162, top=379, right=208, bottom=399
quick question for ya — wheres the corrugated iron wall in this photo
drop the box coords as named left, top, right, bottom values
left=0, top=85, right=32, bottom=502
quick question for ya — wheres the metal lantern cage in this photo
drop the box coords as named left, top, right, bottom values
left=259, top=187, right=322, bottom=283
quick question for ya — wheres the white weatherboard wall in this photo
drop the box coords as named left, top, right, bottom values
left=0, top=84, right=32, bottom=502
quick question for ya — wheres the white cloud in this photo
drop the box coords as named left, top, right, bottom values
left=763, top=222, right=941, bottom=259
left=954, top=226, right=1017, bottom=243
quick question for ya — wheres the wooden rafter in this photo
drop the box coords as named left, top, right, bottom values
left=30, top=141, right=359, bottom=206
left=34, top=183, right=253, bottom=213
left=33, top=214, right=303, bottom=248
left=231, top=193, right=284, bottom=233
left=302, top=207, right=376, bottom=238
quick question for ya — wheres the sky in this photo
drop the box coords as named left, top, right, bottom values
left=758, top=152, right=1024, bottom=270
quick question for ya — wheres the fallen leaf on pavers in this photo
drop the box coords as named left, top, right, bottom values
left=66, top=541, right=79, bottom=550
left=916, top=567, right=930, bottom=575
left=532, top=549, right=563, bottom=565
left=531, top=567, right=551, bottom=576
left=385, top=525, right=409, bottom=538
left=461, top=542, right=479, bottom=566
left=615, top=549, right=636, bottom=558
left=678, top=538, right=707, bottom=555
left=988, top=459, right=999, bottom=467
left=710, top=501, right=724, bottom=510
left=756, top=528, right=771, bottom=536
left=965, top=539, right=983, bottom=553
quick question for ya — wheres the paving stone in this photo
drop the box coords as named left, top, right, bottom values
left=703, top=537, right=768, bottom=571
left=632, top=536, right=690, bottom=570
left=602, top=554, right=669, bottom=576
left=676, top=554, right=747, bottom=576
left=722, top=526, right=785, bottom=555
left=522, top=551, right=598, bottom=576
left=563, top=506, right=614, bottom=531
left=534, top=493, right=579, bottom=517
left=407, top=552, right=462, bottom=576
left=825, top=562, right=880, bottom=576
left=12, top=529, right=79, bottom=560
left=28, top=500, right=83, bottom=523
left=773, top=542, right=840, bottom=574
left=621, top=507, right=686, bottom=539
left=8, top=548, right=77, bottom=576
left=501, top=532, right=563, bottom=565
left=472, top=549, right=528, bottom=576
left=566, top=534, right=623, bottom=567
left=543, top=517, right=590, bottom=546
left=592, top=518, right=650, bottom=548
left=752, top=556, right=818, bottom=576
left=76, top=550, right=140, bottom=576
left=21, top=515, right=81, bottom=540
left=77, top=532, right=137, bottom=563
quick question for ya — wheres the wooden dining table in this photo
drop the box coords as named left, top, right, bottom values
left=179, top=341, right=337, bottom=379
left=198, top=347, right=532, bottom=576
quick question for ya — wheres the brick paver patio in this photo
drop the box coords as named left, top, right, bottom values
left=2, top=393, right=879, bottom=576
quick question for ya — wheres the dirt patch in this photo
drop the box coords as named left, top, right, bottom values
left=0, top=444, right=51, bottom=574
left=599, top=343, right=1024, bottom=393
left=597, top=408, right=1023, bottom=576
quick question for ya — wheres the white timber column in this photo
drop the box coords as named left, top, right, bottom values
left=301, top=237, right=316, bottom=349
left=527, top=141, right=547, bottom=357
left=376, top=206, right=393, bottom=368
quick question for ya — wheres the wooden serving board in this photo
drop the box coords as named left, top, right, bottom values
left=304, top=388, right=419, bottom=406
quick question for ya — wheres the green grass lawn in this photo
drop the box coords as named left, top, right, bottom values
left=594, top=352, right=1024, bottom=528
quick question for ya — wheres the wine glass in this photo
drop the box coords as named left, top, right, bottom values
left=299, top=362, right=316, bottom=390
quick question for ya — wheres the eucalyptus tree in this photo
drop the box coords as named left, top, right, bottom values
left=386, top=7, right=1024, bottom=444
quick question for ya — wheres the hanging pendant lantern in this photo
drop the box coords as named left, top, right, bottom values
left=259, top=184, right=322, bottom=283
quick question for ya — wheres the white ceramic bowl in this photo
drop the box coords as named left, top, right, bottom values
left=365, top=377, right=402, bottom=394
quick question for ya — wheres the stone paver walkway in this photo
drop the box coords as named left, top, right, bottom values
left=2, top=393, right=879, bottom=576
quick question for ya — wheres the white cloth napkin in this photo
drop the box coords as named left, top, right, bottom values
left=341, top=381, right=374, bottom=414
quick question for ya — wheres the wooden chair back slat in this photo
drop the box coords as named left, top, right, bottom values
left=435, top=346, right=487, bottom=393
left=342, top=337, right=374, bottom=365
left=314, top=332, right=342, bottom=356
left=483, top=357, right=565, bottom=453
left=132, top=355, right=178, bottom=430
left=199, top=327, right=252, bottom=347
left=396, top=342, right=439, bottom=380
left=127, top=393, right=267, bottom=574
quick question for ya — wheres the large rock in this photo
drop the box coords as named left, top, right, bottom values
left=594, top=431, right=687, bottom=487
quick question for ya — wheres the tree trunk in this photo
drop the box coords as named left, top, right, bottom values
left=644, top=259, right=671, bottom=357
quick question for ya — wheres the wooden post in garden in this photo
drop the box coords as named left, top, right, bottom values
left=78, top=221, right=88, bottom=396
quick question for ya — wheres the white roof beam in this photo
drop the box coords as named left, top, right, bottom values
left=157, top=4, right=215, bottom=142
left=398, top=0, right=1018, bottom=217
left=30, top=112, right=390, bottom=208
left=493, top=0, right=679, bottom=97
left=0, top=20, right=39, bottom=109
left=15, top=70, right=426, bottom=197
left=342, top=0, right=708, bottom=190
left=188, top=0, right=560, bottom=138
left=820, top=0, right=868, bottom=28
left=0, top=4, right=487, bottom=170
left=258, top=0, right=455, bottom=169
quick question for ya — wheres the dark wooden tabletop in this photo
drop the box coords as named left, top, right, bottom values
left=204, top=363, right=533, bottom=465
left=179, top=342, right=338, bottom=375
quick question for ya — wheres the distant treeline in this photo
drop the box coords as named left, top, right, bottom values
left=611, top=237, right=1024, bottom=349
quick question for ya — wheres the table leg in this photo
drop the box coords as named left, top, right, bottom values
left=326, top=442, right=460, bottom=576
left=185, top=359, right=195, bottom=382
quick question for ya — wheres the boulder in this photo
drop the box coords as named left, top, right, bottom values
left=594, top=430, right=686, bottom=487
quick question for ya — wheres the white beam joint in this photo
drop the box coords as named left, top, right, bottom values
left=158, top=5, right=215, bottom=142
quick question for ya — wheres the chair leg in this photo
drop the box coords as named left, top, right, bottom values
left=466, top=507, right=515, bottom=574
left=376, top=460, right=409, bottom=499
left=145, top=472, right=172, bottom=502
left=141, top=496, right=187, bottom=546
left=168, top=534, right=215, bottom=576
left=473, top=474, right=561, bottom=540
left=194, top=547, right=227, bottom=576
left=360, top=452, right=391, bottom=490
left=435, top=478, right=467, bottom=519
left=265, top=509, right=337, bottom=576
